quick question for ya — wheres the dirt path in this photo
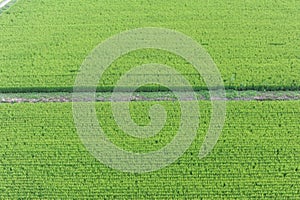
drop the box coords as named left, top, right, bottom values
left=1, top=91, right=299, bottom=103
left=1, top=96, right=300, bottom=104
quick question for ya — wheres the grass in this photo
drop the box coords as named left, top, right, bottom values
left=0, top=101, right=299, bottom=198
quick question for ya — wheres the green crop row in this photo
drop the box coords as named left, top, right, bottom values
left=0, top=0, right=299, bottom=92
left=0, top=101, right=299, bottom=198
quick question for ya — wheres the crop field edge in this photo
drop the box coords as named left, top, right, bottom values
left=0, top=85, right=300, bottom=94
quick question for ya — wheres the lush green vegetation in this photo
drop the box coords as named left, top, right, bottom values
left=1, top=0, right=299, bottom=198
left=0, top=101, right=299, bottom=198
left=0, top=0, right=299, bottom=92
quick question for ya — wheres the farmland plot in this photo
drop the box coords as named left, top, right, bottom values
left=0, top=0, right=299, bottom=199
left=0, top=0, right=299, bottom=92
left=0, top=101, right=299, bottom=198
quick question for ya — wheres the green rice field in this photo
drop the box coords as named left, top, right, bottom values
left=0, top=101, right=299, bottom=198
left=0, top=0, right=299, bottom=199
left=0, top=0, right=299, bottom=92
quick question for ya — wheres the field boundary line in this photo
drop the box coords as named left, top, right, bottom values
left=1, top=90, right=300, bottom=103
left=0, top=0, right=12, bottom=9
left=0, top=0, right=17, bottom=14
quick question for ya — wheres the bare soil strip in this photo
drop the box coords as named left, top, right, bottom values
left=1, top=90, right=299, bottom=103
